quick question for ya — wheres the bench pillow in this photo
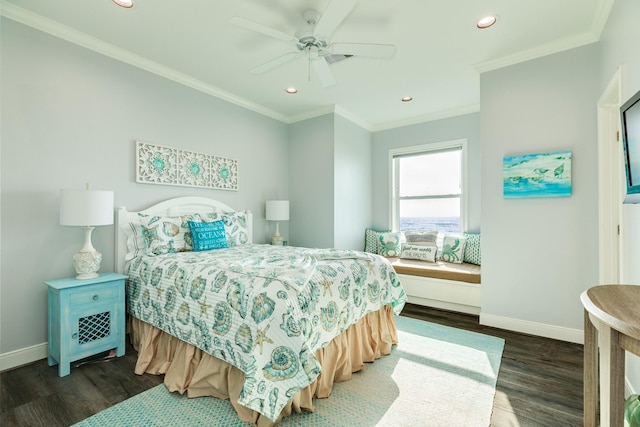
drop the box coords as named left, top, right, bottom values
left=441, top=235, right=467, bottom=263
left=378, top=232, right=402, bottom=257
left=463, top=232, right=481, bottom=265
left=364, top=228, right=390, bottom=254
left=404, top=230, right=439, bottom=245
left=400, top=243, right=438, bottom=262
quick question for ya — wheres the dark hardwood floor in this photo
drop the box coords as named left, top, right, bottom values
left=0, top=304, right=583, bottom=426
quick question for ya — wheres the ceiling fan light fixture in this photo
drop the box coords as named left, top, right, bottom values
left=285, top=87, right=298, bottom=94
left=112, top=0, right=133, bottom=8
left=401, top=96, right=413, bottom=102
left=477, top=15, right=497, bottom=29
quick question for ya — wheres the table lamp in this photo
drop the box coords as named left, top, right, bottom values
left=265, top=200, right=289, bottom=245
left=60, top=184, right=114, bottom=279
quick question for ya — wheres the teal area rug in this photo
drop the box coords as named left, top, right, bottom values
left=73, top=316, right=504, bottom=427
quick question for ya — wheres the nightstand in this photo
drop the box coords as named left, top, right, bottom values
left=46, top=272, right=127, bottom=377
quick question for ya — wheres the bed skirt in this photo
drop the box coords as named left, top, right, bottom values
left=129, top=305, right=399, bottom=426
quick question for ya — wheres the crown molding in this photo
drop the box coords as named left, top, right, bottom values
left=371, top=104, right=481, bottom=132
left=475, top=32, right=598, bottom=74
left=0, top=1, right=289, bottom=123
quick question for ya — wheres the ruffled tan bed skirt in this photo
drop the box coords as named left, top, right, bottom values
left=129, top=305, right=398, bottom=426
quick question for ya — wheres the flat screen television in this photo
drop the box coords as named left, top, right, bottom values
left=620, top=89, right=640, bottom=203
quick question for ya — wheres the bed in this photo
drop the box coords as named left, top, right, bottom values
left=115, top=197, right=407, bottom=426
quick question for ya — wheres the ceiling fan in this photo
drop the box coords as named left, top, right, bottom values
left=230, top=0, right=395, bottom=87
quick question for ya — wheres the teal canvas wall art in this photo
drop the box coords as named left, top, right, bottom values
left=503, top=151, right=572, bottom=198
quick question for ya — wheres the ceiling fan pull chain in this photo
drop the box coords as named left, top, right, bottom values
left=307, top=46, right=312, bottom=82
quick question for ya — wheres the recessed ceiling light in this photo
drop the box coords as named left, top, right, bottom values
left=477, top=15, right=497, bottom=29
left=112, top=0, right=133, bottom=8
left=401, top=96, right=413, bottom=102
left=285, top=87, right=298, bottom=94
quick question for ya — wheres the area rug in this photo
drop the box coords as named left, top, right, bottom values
left=73, top=315, right=504, bottom=427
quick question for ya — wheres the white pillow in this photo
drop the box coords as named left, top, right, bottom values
left=404, top=230, right=439, bottom=245
left=400, top=243, right=438, bottom=262
left=378, top=232, right=402, bottom=257
left=123, top=220, right=145, bottom=261
left=441, top=235, right=467, bottom=264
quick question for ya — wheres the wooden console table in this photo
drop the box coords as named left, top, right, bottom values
left=581, top=284, right=640, bottom=427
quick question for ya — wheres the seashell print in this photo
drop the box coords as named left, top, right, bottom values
left=211, top=270, right=227, bottom=293
left=276, top=290, right=288, bottom=300
left=189, top=276, right=206, bottom=300
left=338, top=305, right=352, bottom=333
left=139, top=262, right=149, bottom=283
left=268, top=388, right=279, bottom=418
left=150, top=266, right=163, bottom=287
left=263, top=346, right=299, bottom=381
left=130, top=257, right=143, bottom=271
left=225, top=340, right=237, bottom=366
left=184, top=232, right=193, bottom=249
left=285, top=387, right=300, bottom=399
left=127, top=278, right=140, bottom=300
left=212, top=301, right=232, bottom=335
left=350, top=262, right=367, bottom=287
left=317, top=265, right=338, bottom=278
left=353, top=288, right=362, bottom=307
left=142, top=289, right=150, bottom=307
left=141, top=225, right=159, bottom=249
left=238, top=232, right=249, bottom=244
left=338, top=277, right=350, bottom=300
left=367, top=280, right=381, bottom=303
left=321, top=301, right=338, bottom=331
left=235, top=324, right=253, bottom=353
left=250, top=293, right=275, bottom=324
left=227, top=279, right=247, bottom=318
left=162, top=221, right=180, bottom=237
left=167, top=262, right=178, bottom=278
left=164, top=286, right=177, bottom=313
left=176, top=302, right=191, bottom=325
left=279, top=311, right=301, bottom=337
left=299, top=347, right=321, bottom=379
left=174, top=268, right=188, bottom=297
left=257, top=380, right=267, bottom=395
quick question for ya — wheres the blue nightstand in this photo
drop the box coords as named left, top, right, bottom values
left=46, top=273, right=127, bottom=377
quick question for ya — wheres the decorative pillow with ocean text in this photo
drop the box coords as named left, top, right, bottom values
left=188, top=220, right=229, bottom=251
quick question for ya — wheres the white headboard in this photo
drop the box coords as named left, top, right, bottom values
left=115, top=196, right=253, bottom=274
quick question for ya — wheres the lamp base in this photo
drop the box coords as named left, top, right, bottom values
left=73, top=250, right=102, bottom=280
left=271, top=235, right=284, bottom=246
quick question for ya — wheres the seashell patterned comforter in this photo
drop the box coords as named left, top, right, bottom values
left=126, top=243, right=406, bottom=422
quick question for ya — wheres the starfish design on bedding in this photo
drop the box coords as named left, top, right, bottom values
left=321, top=279, right=333, bottom=297
left=254, top=324, right=273, bottom=355
left=198, top=297, right=212, bottom=318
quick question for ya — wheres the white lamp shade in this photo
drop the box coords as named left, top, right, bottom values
left=266, top=200, right=289, bottom=221
left=60, top=189, right=114, bottom=226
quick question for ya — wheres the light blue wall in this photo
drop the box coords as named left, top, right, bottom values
left=598, top=0, right=640, bottom=394
left=288, top=114, right=335, bottom=249
left=480, top=44, right=600, bottom=329
left=371, top=113, right=482, bottom=232
left=0, top=19, right=289, bottom=355
left=334, top=115, right=373, bottom=250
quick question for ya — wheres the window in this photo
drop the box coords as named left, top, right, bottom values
left=390, top=140, right=466, bottom=234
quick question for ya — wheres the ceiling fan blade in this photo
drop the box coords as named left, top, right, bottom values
left=230, top=16, right=298, bottom=44
left=250, top=51, right=303, bottom=74
left=313, top=0, right=357, bottom=40
left=312, top=57, right=336, bottom=87
left=329, top=42, right=396, bottom=58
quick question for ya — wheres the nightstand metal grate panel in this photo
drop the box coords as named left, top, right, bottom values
left=78, top=311, right=111, bottom=344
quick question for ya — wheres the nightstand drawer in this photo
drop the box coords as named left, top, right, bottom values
left=69, top=285, right=118, bottom=305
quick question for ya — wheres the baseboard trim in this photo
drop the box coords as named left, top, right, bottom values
left=479, top=312, right=583, bottom=344
left=0, top=342, right=47, bottom=372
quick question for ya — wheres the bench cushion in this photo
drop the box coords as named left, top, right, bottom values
left=390, top=258, right=481, bottom=284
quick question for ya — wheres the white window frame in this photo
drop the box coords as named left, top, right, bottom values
left=388, top=139, right=468, bottom=232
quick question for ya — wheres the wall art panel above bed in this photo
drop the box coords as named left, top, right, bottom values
left=136, top=141, right=238, bottom=191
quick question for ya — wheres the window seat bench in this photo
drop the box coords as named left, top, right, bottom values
left=389, top=258, right=481, bottom=315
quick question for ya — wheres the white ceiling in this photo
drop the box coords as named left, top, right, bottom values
left=1, top=0, right=613, bottom=131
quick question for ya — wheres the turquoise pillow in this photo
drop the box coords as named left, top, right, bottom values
left=364, top=228, right=390, bottom=254
left=188, top=220, right=228, bottom=251
left=463, top=233, right=481, bottom=265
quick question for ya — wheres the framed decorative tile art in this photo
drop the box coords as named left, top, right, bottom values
left=136, top=141, right=238, bottom=191
left=503, top=150, right=572, bottom=198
